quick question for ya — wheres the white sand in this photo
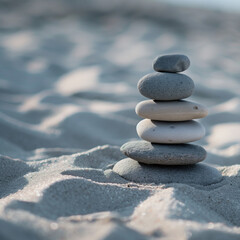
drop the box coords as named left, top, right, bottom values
left=0, top=0, right=240, bottom=239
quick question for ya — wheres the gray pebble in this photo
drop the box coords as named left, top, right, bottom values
left=153, top=54, right=190, bottom=73
left=121, top=141, right=206, bottom=165
left=137, top=72, right=194, bottom=100
left=113, top=158, right=222, bottom=185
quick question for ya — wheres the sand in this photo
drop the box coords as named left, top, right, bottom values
left=0, top=0, right=240, bottom=239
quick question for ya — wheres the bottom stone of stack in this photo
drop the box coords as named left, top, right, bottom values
left=121, top=140, right=206, bottom=165
left=113, top=158, right=222, bottom=185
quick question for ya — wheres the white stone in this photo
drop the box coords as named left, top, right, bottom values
left=135, top=100, right=208, bottom=121
left=136, top=119, right=205, bottom=144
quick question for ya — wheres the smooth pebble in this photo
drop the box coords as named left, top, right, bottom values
left=135, top=100, right=208, bottom=121
left=113, top=158, right=222, bottom=185
left=137, top=72, right=194, bottom=100
left=137, top=119, right=205, bottom=144
left=121, top=140, right=207, bottom=165
left=153, top=54, right=190, bottom=73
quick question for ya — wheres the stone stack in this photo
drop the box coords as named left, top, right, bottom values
left=113, top=54, right=222, bottom=185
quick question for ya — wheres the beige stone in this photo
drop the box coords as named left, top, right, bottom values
left=135, top=100, right=208, bottom=121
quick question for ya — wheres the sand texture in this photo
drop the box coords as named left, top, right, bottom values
left=0, top=0, right=240, bottom=239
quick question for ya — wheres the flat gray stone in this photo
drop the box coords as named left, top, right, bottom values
left=113, top=158, right=222, bottom=185
left=153, top=54, right=190, bottom=73
left=121, top=141, right=206, bottom=165
left=137, top=72, right=194, bottom=100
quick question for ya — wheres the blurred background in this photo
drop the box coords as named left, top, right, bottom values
left=163, top=0, right=240, bottom=12
left=0, top=0, right=240, bottom=165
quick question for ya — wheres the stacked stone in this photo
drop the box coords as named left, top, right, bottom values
left=113, top=54, right=222, bottom=185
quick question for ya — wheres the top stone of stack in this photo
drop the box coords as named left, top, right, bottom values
left=153, top=54, right=190, bottom=73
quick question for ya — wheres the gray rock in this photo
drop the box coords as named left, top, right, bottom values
left=153, top=54, right=190, bottom=73
left=121, top=141, right=206, bottom=165
left=113, top=158, right=222, bottom=185
left=137, top=72, right=194, bottom=100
